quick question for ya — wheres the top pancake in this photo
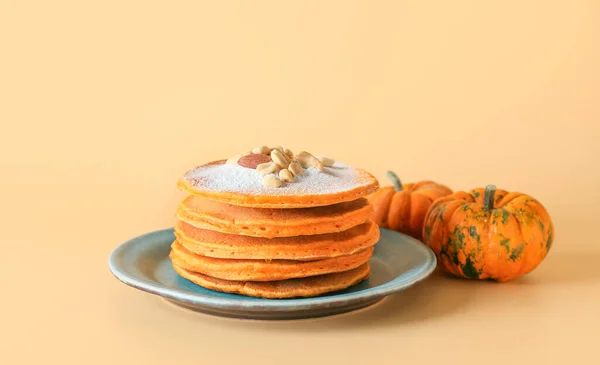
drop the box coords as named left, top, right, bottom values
left=177, top=159, right=379, bottom=208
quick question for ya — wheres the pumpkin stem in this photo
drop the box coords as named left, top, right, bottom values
left=483, top=184, right=497, bottom=210
left=386, top=171, right=403, bottom=191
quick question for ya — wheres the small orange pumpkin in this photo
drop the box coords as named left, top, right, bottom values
left=421, top=185, right=554, bottom=282
left=367, top=171, right=453, bottom=240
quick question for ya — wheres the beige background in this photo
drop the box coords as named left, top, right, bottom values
left=1, top=1, right=599, bottom=364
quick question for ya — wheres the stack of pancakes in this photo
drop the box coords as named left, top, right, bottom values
left=170, top=148, right=380, bottom=299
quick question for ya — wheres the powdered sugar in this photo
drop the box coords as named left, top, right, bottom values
left=183, top=160, right=373, bottom=196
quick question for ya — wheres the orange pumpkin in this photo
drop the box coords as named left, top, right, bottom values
left=421, top=185, right=554, bottom=282
left=367, top=171, right=453, bottom=240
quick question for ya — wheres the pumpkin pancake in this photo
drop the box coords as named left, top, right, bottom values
left=169, top=241, right=374, bottom=282
left=176, top=195, right=373, bottom=238
left=174, top=220, right=380, bottom=261
left=177, top=159, right=379, bottom=209
left=173, top=263, right=370, bottom=299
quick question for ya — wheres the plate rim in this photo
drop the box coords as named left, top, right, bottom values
left=108, top=227, right=437, bottom=311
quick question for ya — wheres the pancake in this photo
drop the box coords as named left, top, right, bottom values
left=173, top=263, right=371, bottom=299
left=177, top=159, right=379, bottom=209
left=174, top=220, right=380, bottom=261
left=176, top=195, right=373, bottom=238
left=169, top=241, right=374, bottom=281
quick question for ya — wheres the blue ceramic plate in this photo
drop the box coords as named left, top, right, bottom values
left=108, top=228, right=436, bottom=320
